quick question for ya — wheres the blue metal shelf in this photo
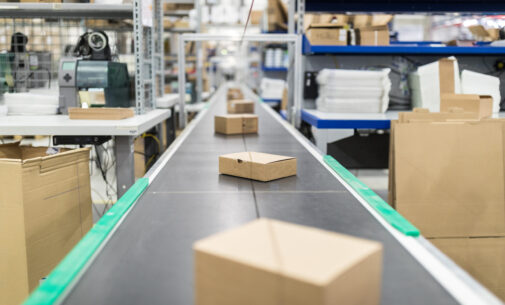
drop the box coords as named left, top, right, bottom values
left=262, top=66, right=288, bottom=72
left=303, top=36, right=505, bottom=56
left=302, top=110, right=392, bottom=129
left=305, top=0, right=505, bottom=12
left=280, top=110, right=288, bottom=120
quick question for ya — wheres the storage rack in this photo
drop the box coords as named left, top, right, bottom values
left=0, top=1, right=164, bottom=114
left=292, top=0, right=505, bottom=129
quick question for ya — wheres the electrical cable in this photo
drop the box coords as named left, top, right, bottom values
left=240, top=0, right=255, bottom=45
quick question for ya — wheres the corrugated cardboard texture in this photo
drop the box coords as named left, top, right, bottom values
left=439, top=58, right=456, bottom=94
left=356, top=25, right=389, bottom=46
left=69, top=107, right=134, bottom=120
left=441, top=94, right=493, bottom=119
left=219, top=152, right=296, bottom=182
left=194, top=218, right=382, bottom=305
left=227, top=100, right=255, bottom=114
left=214, top=115, right=258, bottom=135
left=430, top=237, right=505, bottom=301
left=392, top=120, right=505, bottom=238
left=306, top=25, right=348, bottom=46
left=0, top=143, right=92, bottom=305
left=227, top=88, right=244, bottom=101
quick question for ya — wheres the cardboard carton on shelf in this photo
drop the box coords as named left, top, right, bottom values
left=430, top=236, right=505, bottom=301
left=468, top=25, right=501, bottom=41
left=266, top=0, right=287, bottom=32
left=355, top=25, right=390, bottom=46
left=0, top=142, right=92, bottom=305
left=306, top=24, right=348, bottom=46
left=227, top=99, right=254, bottom=114
left=195, top=218, right=383, bottom=305
left=214, top=114, right=258, bottom=135
left=440, top=94, right=493, bottom=119
left=304, top=13, right=348, bottom=31
left=219, top=152, right=296, bottom=182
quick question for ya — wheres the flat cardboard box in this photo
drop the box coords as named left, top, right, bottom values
left=304, top=13, right=348, bottom=31
left=194, top=218, right=383, bottom=305
left=69, top=107, right=135, bottom=120
left=227, top=99, right=255, bottom=114
left=391, top=120, right=505, bottom=238
left=306, top=24, right=348, bottom=46
left=441, top=94, right=493, bottom=119
left=0, top=143, right=92, bottom=305
left=352, top=14, right=372, bottom=28
left=356, top=25, right=389, bottom=46
left=219, top=152, right=296, bottom=182
left=430, top=237, right=505, bottom=301
left=214, top=114, right=258, bottom=135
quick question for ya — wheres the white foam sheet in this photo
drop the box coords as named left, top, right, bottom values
left=260, top=78, right=285, bottom=100
left=461, top=70, right=501, bottom=113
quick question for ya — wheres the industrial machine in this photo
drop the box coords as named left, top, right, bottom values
left=58, top=31, right=130, bottom=114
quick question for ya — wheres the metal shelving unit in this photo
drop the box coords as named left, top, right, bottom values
left=0, top=3, right=132, bottom=18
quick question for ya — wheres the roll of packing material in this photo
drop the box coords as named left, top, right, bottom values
left=461, top=70, right=501, bottom=113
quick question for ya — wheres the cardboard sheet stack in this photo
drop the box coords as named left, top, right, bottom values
left=389, top=107, right=505, bottom=301
left=410, top=57, right=501, bottom=113
left=316, top=68, right=391, bottom=113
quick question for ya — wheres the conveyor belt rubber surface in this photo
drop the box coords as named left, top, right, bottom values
left=61, top=96, right=459, bottom=305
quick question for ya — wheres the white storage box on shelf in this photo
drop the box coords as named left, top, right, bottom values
left=260, top=78, right=285, bottom=100
left=409, top=57, right=461, bottom=112
left=461, top=70, right=501, bottom=113
left=4, top=91, right=59, bottom=115
left=315, top=68, right=392, bottom=113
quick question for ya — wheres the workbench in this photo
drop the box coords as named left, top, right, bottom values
left=23, top=85, right=502, bottom=305
left=0, top=109, right=171, bottom=196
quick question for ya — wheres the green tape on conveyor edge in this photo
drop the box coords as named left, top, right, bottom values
left=323, top=155, right=420, bottom=237
left=23, top=178, right=150, bottom=305
left=204, top=102, right=210, bottom=109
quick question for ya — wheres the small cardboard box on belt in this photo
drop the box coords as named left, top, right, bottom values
left=227, top=99, right=255, bottom=114
left=194, top=218, right=383, bottom=305
left=215, top=114, right=258, bottom=135
left=219, top=152, right=296, bottom=182
left=227, top=88, right=244, bottom=100
left=0, top=142, right=92, bottom=305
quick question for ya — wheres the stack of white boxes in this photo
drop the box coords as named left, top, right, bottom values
left=316, top=68, right=391, bottom=113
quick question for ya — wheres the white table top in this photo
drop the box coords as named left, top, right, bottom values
left=0, top=109, right=171, bottom=136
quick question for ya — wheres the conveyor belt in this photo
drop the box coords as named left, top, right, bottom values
left=42, top=86, right=491, bottom=305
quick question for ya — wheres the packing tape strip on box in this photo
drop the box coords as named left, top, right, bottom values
left=323, top=155, right=420, bottom=237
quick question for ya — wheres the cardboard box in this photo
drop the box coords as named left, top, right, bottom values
left=469, top=25, right=500, bottom=41
left=356, top=25, right=389, bottom=46
left=267, top=0, right=287, bottom=32
left=194, top=218, right=383, bottom=305
left=214, top=114, right=258, bottom=135
left=306, top=24, right=348, bottom=46
left=440, top=94, right=493, bottom=119
left=227, top=99, right=255, bottom=114
left=219, top=152, right=296, bottom=182
left=134, top=136, right=145, bottom=179
left=390, top=118, right=505, bottom=238
left=430, top=237, right=505, bottom=301
left=250, top=10, right=263, bottom=25
left=352, top=14, right=372, bottom=28
left=0, top=143, right=92, bottom=305
left=304, top=13, right=349, bottom=31
left=227, top=88, right=244, bottom=100
left=69, top=108, right=135, bottom=120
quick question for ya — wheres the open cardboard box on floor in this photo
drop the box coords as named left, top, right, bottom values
left=0, top=143, right=92, bottom=305
left=227, top=99, right=255, bottom=114
left=215, top=114, right=258, bottom=135
left=219, top=152, right=296, bottom=182
left=194, top=218, right=383, bottom=305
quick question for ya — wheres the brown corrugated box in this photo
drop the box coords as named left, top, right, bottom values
left=227, top=99, right=254, bottom=114
left=306, top=24, right=348, bottom=46
left=304, top=13, right=349, bottom=31
left=430, top=237, right=505, bottom=301
left=440, top=94, right=493, bottom=119
left=227, top=88, right=244, bottom=100
left=219, top=152, right=296, bottom=182
left=69, top=108, right=135, bottom=120
left=214, top=114, right=258, bottom=135
left=0, top=143, right=92, bottom=305
left=266, top=0, right=287, bottom=32
left=469, top=25, right=500, bottom=41
left=194, top=218, right=383, bottom=305
left=356, top=25, right=389, bottom=46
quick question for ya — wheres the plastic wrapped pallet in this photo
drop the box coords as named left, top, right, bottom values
left=316, top=68, right=391, bottom=113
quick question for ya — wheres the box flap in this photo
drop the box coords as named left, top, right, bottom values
left=221, top=152, right=295, bottom=164
left=194, top=218, right=382, bottom=285
left=308, top=23, right=344, bottom=29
